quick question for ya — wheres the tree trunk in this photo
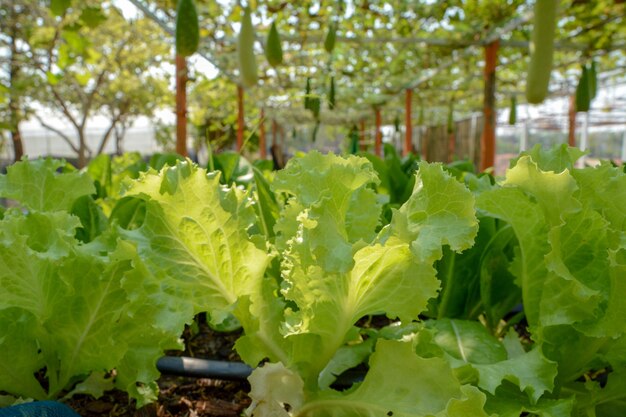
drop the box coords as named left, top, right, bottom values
left=78, top=132, right=87, bottom=168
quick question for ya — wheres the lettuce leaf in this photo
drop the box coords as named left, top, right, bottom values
left=118, top=160, right=269, bottom=321
left=0, top=158, right=94, bottom=211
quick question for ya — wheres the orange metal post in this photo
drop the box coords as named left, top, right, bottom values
left=404, top=88, right=413, bottom=156
left=375, top=107, right=382, bottom=157
left=359, top=119, right=366, bottom=151
left=568, top=95, right=577, bottom=147
left=237, top=85, right=244, bottom=151
left=175, top=54, right=188, bottom=157
left=480, top=40, right=499, bottom=172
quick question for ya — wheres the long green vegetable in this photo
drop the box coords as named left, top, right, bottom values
left=525, top=0, right=559, bottom=104
left=175, top=0, right=199, bottom=57
left=576, top=65, right=590, bottom=112
left=324, top=22, right=337, bottom=53
left=265, top=20, right=283, bottom=67
left=509, top=95, right=517, bottom=125
left=329, top=76, right=336, bottom=110
left=237, top=6, right=258, bottom=87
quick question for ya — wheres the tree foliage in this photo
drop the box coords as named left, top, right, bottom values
left=1, top=1, right=171, bottom=166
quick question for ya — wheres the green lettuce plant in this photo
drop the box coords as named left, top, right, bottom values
left=0, top=159, right=184, bottom=404
left=120, top=151, right=484, bottom=416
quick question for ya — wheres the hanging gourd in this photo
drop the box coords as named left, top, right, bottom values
left=509, top=95, right=517, bottom=125
left=175, top=0, right=199, bottom=57
left=304, top=77, right=312, bottom=110
left=265, top=20, right=283, bottom=67
left=324, top=22, right=337, bottom=53
left=576, top=65, right=591, bottom=112
left=525, top=0, right=559, bottom=104
left=588, top=60, right=597, bottom=100
left=309, top=97, right=321, bottom=120
left=328, top=76, right=336, bottom=110
left=237, top=6, right=258, bottom=88
left=418, top=107, right=424, bottom=126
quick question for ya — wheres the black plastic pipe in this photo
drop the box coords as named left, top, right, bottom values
left=156, top=356, right=364, bottom=387
left=156, top=356, right=253, bottom=380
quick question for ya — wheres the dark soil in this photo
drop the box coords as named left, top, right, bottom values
left=65, top=319, right=251, bottom=417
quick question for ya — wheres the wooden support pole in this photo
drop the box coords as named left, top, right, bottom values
left=568, top=95, right=577, bottom=147
left=404, top=88, right=413, bottom=156
left=359, top=119, right=366, bottom=151
left=237, top=85, right=244, bottom=151
left=375, top=107, right=382, bottom=157
left=480, top=40, right=499, bottom=172
left=259, top=107, right=266, bottom=159
left=175, top=54, right=188, bottom=157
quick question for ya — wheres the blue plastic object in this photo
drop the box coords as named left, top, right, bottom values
left=0, top=401, right=81, bottom=417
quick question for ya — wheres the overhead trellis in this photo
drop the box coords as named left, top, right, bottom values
left=128, top=0, right=626, bottom=165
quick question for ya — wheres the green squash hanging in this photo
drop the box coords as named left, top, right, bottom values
left=525, top=0, right=559, bottom=104
left=588, top=60, right=597, bottom=101
left=175, top=0, right=200, bottom=57
left=509, top=95, right=517, bottom=125
left=265, top=20, right=283, bottom=67
left=304, top=77, right=312, bottom=110
left=324, top=22, right=337, bottom=53
left=237, top=6, right=258, bottom=87
left=575, top=65, right=590, bottom=112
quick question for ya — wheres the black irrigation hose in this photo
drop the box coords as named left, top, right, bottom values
left=156, top=356, right=253, bottom=380
left=156, top=356, right=365, bottom=388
